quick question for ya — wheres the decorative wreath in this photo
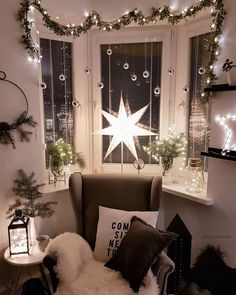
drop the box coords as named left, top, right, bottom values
left=0, top=71, right=37, bottom=149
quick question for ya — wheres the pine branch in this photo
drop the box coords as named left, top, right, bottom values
left=7, top=169, right=57, bottom=218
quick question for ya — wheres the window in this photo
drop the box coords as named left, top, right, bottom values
left=40, top=39, right=74, bottom=165
left=187, top=33, right=211, bottom=168
left=100, top=42, right=162, bottom=164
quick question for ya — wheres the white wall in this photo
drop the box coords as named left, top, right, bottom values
left=0, top=0, right=236, bottom=292
left=164, top=0, right=236, bottom=267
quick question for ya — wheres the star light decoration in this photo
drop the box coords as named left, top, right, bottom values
left=215, top=114, right=236, bottom=154
left=96, top=96, right=156, bottom=160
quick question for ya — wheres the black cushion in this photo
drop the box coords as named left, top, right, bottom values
left=105, top=216, right=178, bottom=292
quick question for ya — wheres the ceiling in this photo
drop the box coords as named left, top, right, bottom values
left=40, top=0, right=197, bottom=24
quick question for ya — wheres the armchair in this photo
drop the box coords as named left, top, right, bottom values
left=44, top=173, right=175, bottom=295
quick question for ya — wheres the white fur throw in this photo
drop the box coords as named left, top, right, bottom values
left=46, top=233, right=159, bottom=295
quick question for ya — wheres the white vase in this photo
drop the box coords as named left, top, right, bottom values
left=226, top=69, right=236, bottom=85
left=29, top=217, right=37, bottom=247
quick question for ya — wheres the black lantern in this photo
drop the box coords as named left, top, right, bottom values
left=8, top=210, right=31, bottom=256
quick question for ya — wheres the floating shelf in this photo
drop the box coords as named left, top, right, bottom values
left=204, top=84, right=236, bottom=92
left=201, top=147, right=236, bottom=162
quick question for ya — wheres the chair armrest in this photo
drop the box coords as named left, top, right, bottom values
left=43, top=253, right=59, bottom=293
left=151, top=251, right=175, bottom=295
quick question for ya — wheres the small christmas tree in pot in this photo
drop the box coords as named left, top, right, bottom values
left=7, top=169, right=57, bottom=245
left=143, top=127, right=186, bottom=183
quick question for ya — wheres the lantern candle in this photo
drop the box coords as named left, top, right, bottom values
left=8, top=210, right=31, bottom=256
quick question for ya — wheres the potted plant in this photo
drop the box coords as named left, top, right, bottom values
left=143, top=128, right=186, bottom=177
left=47, top=138, right=86, bottom=178
left=6, top=170, right=57, bottom=243
left=222, top=58, right=236, bottom=85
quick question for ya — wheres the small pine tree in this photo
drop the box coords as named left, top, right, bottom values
left=7, top=169, right=57, bottom=218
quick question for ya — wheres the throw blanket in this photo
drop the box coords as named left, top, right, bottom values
left=47, top=233, right=159, bottom=295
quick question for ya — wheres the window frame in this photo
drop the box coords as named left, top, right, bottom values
left=91, top=26, right=174, bottom=174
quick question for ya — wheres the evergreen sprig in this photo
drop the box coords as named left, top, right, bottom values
left=0, top=111, right=37, bottom=149
left=144, top=131, right=186, bottom=176
left=7, top=169, right=57, bottom=218
left=47, top=138, right=86, bottom=176
left=17, top=0, right=226, bottom=102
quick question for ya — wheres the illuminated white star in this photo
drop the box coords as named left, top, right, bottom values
left=215, top=114, right=236, bottom=152
left=96, top=96, right=156, bottom=160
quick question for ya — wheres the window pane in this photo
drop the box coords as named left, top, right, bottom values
left=188, top=33, right=211, bottom=169
left=101, top=42, right=162, bottom=164
left=40, top=39, right=74, bottom=165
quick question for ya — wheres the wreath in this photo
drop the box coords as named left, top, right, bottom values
left=0, top=71, right=37, bottom=149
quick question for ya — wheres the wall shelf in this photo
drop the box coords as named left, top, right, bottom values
left=204, top=84, right=236, bottom=92
left=201, top=147, right=236, bottom=162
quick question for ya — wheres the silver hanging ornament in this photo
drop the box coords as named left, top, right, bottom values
left=97, top=81, right=104, bottom=89
left=59, top=74, right=66, bottom=81
left=84, top=67, right=90, bottom=74
left=198, top=67, right=206, bottom=75
left=168, top=67, right=174, bottom=75
left=107, top=48, right=112, bottom=55
left=131, top=74, right=137, bottom=81
left=154, top=86, right=161, bottom=96
left=72, top=99, right=80, bottom=108
left=41, top=82, right=47, bottom=89
left=183, top=85, right=189, bottom=93
left=143, top=70, right=150, bottom=78
left=123, top=62, right=129, bottom=70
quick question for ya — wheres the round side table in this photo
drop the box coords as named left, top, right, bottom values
left=4, top=246, right=51, bottom=295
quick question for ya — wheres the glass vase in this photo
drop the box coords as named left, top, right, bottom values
left=184, top=158, right=204, bottom=193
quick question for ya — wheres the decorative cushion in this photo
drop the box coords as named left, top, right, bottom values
left=105, top=216, right=178, bottom=293
left=94, top=206, right=159, bottom=262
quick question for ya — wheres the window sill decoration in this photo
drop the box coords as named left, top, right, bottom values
left=0, top=71, right=37, bottom=149
left=17, top=0, right=226, bottom=103
left=143, top=126, right=187, bottom=176
left=47, top=138, right=86, bottom=185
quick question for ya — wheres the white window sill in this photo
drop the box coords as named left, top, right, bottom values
left=162, top=182, right=213, bottom=205
left=42, top=174, right=214, bottom=206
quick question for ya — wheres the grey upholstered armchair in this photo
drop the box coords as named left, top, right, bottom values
left=44, top=173, right=175, bottom=295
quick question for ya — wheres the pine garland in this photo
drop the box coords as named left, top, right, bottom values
left=17, top=0, right=226, bottom=102
left=6, top=169, right=57, bottom=218
left=0, top=111, right=37, bottom=149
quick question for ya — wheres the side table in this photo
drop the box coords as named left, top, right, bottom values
left=4, top=246, right=51, bottom=295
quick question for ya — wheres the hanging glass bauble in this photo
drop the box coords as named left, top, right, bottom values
left=97, top=81, right=104, bottom=89
left=59, top=74, right=66, bottom=81
left=41, top=82, right=47, bottom=89
left=107, top=48, right=112, bottom=55
left=123, top=62, right=129, bottom=70
left=136, top=81, right=141, bottom=87
left=131, top=74, right=137, bottom=81
left=183, top=85, right=189, bottom=93
left=154, top=86, right=161, bottom=96
left=198, top=67, right=206, bottom=75
left=143, top=70, right=150, bottom=78
left=84, top=67, right=90, bottom=74
left=168, top=67, right=174, bottom=75
left=72, top=99, right=79, bottom=108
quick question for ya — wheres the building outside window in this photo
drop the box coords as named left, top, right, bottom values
left=40, top=39, right=74, bottom=165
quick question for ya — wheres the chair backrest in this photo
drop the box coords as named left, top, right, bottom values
left=69, top=173, right=162, bottom=250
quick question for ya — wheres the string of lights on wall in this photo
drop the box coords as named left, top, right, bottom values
left=18, top=0, right=226, bottom=103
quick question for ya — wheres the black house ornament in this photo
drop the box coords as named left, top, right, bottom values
left=166, top=214, right=192, bottom=294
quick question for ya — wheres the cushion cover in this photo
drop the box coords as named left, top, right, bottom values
left=94, top=206, right=159, bottom=262
left=105, top=216, right=178, bottom=293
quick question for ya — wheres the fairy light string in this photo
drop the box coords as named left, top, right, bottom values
left=18, top=0, right=226, bottom=102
